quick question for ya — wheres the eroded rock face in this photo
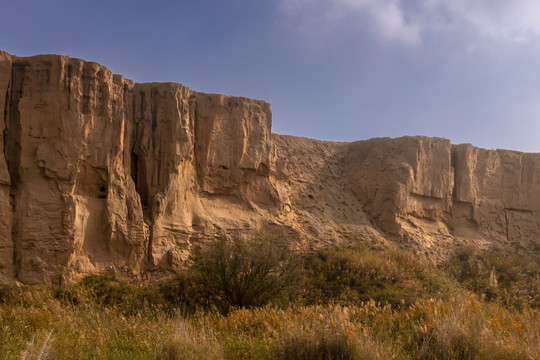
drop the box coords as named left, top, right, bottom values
left=451, top=144, right=540, bottom=251
left=0, top=51, right=13, bottom=279
left=2, top=54, right=147, bottom=283
left=346, top=137, right=540, bottom=258
left=0, top=51, right=538, bottom=284
left=0, top=52, right=282, bottom=284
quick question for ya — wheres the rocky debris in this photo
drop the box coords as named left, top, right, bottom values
left=0, top=51, right=538, bottom=284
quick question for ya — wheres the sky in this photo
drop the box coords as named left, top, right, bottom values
left=1, top=0, right=540, bottom=152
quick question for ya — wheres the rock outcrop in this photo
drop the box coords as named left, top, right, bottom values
left=346, top=137, right=540, bottom=258
left=0, top=51, right=539, bottom=284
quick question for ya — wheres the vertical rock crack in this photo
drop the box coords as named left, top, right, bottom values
left=4, top=61, right=25, bottom=278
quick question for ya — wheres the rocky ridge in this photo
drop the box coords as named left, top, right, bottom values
left=1, top=51, right=539, bottom=284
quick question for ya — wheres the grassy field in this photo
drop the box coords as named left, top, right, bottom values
left=1, top=237, right=539, bottom=359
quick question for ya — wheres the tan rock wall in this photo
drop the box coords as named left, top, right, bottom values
left=0, top=50, right=13, bottom=279
left=346, top=137, right=540, bottom=257
left=0, top=52, right=281, bottom=283
left=1, top=55, right=149, bottom=283
left=0, top=50, right=539, bottom=283
left=346, top=136, right=453, bottom=235
left=452, top=144, right=540, bottom=250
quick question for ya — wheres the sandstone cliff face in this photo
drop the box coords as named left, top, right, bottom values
left=0, top=52, right=284, bottom=284
left=0, top=51, right=13, bottom=279
left=0, top=51, right=538, bottom=284
left=346, top=137, right=540, bottom=258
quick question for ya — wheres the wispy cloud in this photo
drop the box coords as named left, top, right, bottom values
left=280, top=0, right=540, bottom=45
left=280, top=0, right=421, bottom=45
left=429, top=0, right=540, bottom=41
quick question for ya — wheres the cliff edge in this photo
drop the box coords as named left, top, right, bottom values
left=1, top=51, right=538, bottom=284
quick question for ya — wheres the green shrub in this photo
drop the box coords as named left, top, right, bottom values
left=0, top=282, right=52, bottom=307
left=159, top=272, right=215, bottom=314
left=57, top=274, right=165, bottom=315
left=303, top=243, right=451, bottom=307
left=193, top=232, right=303, bottom=310
left=0, top=282, right=23, bottom=305
left=446, top=246, right=540, bottom=309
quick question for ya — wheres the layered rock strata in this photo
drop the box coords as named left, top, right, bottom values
left=0, top=51, right=538, bottom=284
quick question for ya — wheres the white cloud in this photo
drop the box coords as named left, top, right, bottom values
left=370, top=2, right=420, bottom=44
left=280, top=0, right=540, bottom=44
left=424, top=0, right=540, bottom=41
left=280, top=0, right=420, bottom=44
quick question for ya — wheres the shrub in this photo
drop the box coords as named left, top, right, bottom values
left=446, top=246, right=540, bottom=309
left=193, top=232, right=302, bottom=310
left=56, top=274, right=165, bottom=315
left=0, top=282, right=23, bottom=305
left=303, top=243, right=451, bottom=307
left=159, top=271, right=215, bottom=314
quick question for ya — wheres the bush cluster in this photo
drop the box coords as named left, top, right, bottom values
left=55, top=274, right=165, bottom=315
left=445, top=246, right=540, bottom=309
left=161, top=232, right=303, bottom=313
left=303, top=243, right=453, bottom=307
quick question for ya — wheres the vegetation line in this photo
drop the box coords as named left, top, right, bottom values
left=1, top=233, right=539, bottom=359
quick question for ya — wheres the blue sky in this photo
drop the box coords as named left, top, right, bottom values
left=1, top=0, right=540, bottom=152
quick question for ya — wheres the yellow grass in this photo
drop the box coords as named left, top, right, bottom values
left=1, top=241, right=539, bottom=359
left=1, top=289, right=538, bottom=360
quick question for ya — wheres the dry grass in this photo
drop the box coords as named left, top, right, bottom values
left=1, top=287, right=538, bottom=359
left=0, top=288, right=174, bottom=360
left=160, top=318, right=224, bottom=360
left=162, top=299, right=538, bottom=360
left=1, top=242, right=539, bottom=359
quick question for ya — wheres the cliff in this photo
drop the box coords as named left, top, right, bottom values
left=346, top=137, right=540, bottom=258
left=0, top=51, right=538, bottom=284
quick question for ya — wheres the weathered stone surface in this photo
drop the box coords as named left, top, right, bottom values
left=346, top=137, right=453, bottom=236
left=1, top=55, right=148, bottom=283
left=451, top=144, right=540, bottom=251
left=0, top=52, right=302, bottom=283
left=0, top=50, right=13, bottom=279
left=0, top=51, right=539, bottom=283
left=346, top=137, right=540, bottom=258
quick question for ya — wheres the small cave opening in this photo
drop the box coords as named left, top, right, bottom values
left=97, top=185, right=107, bottom=199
